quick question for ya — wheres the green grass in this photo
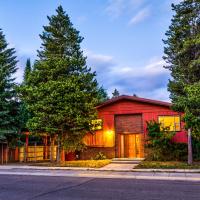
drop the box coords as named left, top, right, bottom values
left=32, top=160, right=111, bottom=168
left=136, top=161, right=200, bottom=169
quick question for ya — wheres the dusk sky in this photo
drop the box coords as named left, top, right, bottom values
left=0, top=0, right=181, bottom=101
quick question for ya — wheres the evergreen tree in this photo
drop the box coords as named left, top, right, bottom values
left=23, top=58, right=31, bottom=83
left=112, top=88, right=120, bottom=98
left=163, top=0, right=200, bottom=164
left=0, top=28, right=18, bottom=141
left=20, top=6, right=100, bottom=161
left=17, top=58, right=32, bottom=132
left=97, top=86, right=109, bottom=103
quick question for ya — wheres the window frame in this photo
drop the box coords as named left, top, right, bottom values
left=158, top=115, right=181, bottom=132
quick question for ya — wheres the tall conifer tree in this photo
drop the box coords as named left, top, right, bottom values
left=163, top=0, right=200, bottom=164
left=20, top=6, right=101, bottom=161
left=0, top=28, right=18, bottom=141
left=23, top=58, right=31, bottom=83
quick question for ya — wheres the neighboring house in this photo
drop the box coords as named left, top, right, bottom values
left=81, top=95, right=187, bottom=159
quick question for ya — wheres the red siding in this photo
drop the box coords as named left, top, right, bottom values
left=97, top=99, right=187, bottom=143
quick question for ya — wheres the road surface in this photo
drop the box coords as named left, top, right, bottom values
left=0, top=174, right=200, bottom=200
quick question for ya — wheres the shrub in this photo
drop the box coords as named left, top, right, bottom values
left=146, top=120, right=187, bottom=161
left=94, top=152, right=107, bottom=160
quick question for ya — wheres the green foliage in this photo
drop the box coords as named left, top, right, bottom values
left=23, top=58, right=32, bottom=84
left=97, top=86, right=109, bottom=103
left=146, top=120, right=187, bottom=161
left=0, top=28, right=19, bottom=141
left=94, top=152, right=107, bottom=160
left=193, top=138, right=200, bottom=160
left=19, top=6, right=101, bottom=152
left=163, top=0, right=200, bottom=129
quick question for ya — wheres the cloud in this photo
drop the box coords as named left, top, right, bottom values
left=85, top=50, right=170, bottom=101
left=84, top=50, right=115, bottom=72
left=128, top=7, right=150, bottom=26
left=105, top=0, right=144, bottom=19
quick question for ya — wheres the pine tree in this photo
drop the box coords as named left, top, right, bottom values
left=97, top=86, right=109, bottom=103
left=17, top=58, right=32, bottom=132
left=163, top=0, right=200, bottom=164
left=23, top=58, right=31, bottom=84
left=0, top=28, right=18, bottom=141
left=20, top=6, right=101, bottom=161
left=112, top=89, right=120, bottom=98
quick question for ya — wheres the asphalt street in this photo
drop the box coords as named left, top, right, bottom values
left=0, top=174, right=200, bottom=200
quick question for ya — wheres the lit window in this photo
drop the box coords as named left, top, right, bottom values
left=158, top=116, right=181, bottom=131
left=90, top=119, right=103, bottom=131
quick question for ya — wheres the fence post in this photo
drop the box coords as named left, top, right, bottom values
left=6, top=143, right=8, bottom=164
left=34, top=142, right=37, bottom=162
left=1, top=144, right=3, bottom=165
left=24, top=143, right=26, bottom=162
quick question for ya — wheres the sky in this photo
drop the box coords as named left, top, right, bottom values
left=0, top=0, right=182, bottom=101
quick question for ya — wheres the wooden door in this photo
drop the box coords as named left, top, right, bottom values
left=119, top=134, right=142, bottom=158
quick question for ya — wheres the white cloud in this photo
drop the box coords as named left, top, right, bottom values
left=105, top=0, right=126, bottom=19
left=129, top=7, right=150, bottom=25
left=105, top=0, right=144, bottom=19
left=84, top=49, right=115, bottom=72
left=85, top=50, right=170, bottom=101
left=85, top=50, right=114, bottom=64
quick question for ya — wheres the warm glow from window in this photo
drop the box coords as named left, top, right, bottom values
left=104, top=130, right=114, bottom=147
left=158, top=116, right=181, bottom=131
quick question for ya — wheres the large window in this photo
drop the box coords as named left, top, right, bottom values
left=158, top=116, right=181, bottom=131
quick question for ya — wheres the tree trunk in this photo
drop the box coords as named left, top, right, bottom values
left=50, top=135, right=55, bottom=163
left=188, top=128, right=193, bottom=165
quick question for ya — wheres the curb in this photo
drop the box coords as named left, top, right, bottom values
left=0, top=165, right=200, bottom=173
left=0, top=170, right=200, bottom=182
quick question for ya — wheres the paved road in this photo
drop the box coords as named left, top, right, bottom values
left=0, top=174, right=200, bottom=200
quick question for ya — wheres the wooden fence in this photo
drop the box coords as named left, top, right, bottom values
left=19, top=145, right=57, bottom=162
left=0, top=144, right=57, bottom=164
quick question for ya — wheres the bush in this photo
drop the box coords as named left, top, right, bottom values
left=146, top=120, right=187, bottom=161
left=192, top=138, right=200, bottom=161
left=94, top=152, right=107, bottom=160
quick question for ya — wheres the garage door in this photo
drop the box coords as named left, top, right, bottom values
left=115, top=114, right=143, bottom=134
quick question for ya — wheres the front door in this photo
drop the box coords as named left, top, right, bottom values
left=118, top=134, right=142, bottom=158
left=115, top=114, right=144, bottom=158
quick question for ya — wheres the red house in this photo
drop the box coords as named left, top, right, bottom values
left=81, top=95, right=187, bottom=159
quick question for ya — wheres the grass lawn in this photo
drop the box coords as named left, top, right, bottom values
left=136, top=161, right=200, bottom=169
left=32, top=160, right=111, bottom=168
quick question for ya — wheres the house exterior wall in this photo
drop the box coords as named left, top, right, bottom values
left=81, top=99, right=187, bottom=159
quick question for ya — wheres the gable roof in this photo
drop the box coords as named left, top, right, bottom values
left=96, top=95, right=172, bottom=109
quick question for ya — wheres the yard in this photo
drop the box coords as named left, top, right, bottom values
left=32, top=159, right=111, bottom=168
left=136, top=161, right=200, bottom=169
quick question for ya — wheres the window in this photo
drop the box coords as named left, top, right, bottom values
left=158, top=116, right=181, bottom=131
left=90, top=119, right=103, bottom=131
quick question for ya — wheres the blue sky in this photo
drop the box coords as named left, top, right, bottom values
left=0, top=0, right=181, bottom=101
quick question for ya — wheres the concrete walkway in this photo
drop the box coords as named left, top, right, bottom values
left=0, top=165, right=200, bottom=182
left=1, top=164, right=200, bottom=173
left=0, top=167, right=200, bottom=182
left=100, top=163, right=138, bottom=171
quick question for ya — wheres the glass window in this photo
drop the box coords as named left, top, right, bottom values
left=158, top=116, right=181, bottom=131
left=90, top=119, right=103, bottom=131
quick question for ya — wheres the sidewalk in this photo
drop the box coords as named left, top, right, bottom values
left=0, top=164, right=200, bottom=182
left=1, top=164, right=200, bottom=173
